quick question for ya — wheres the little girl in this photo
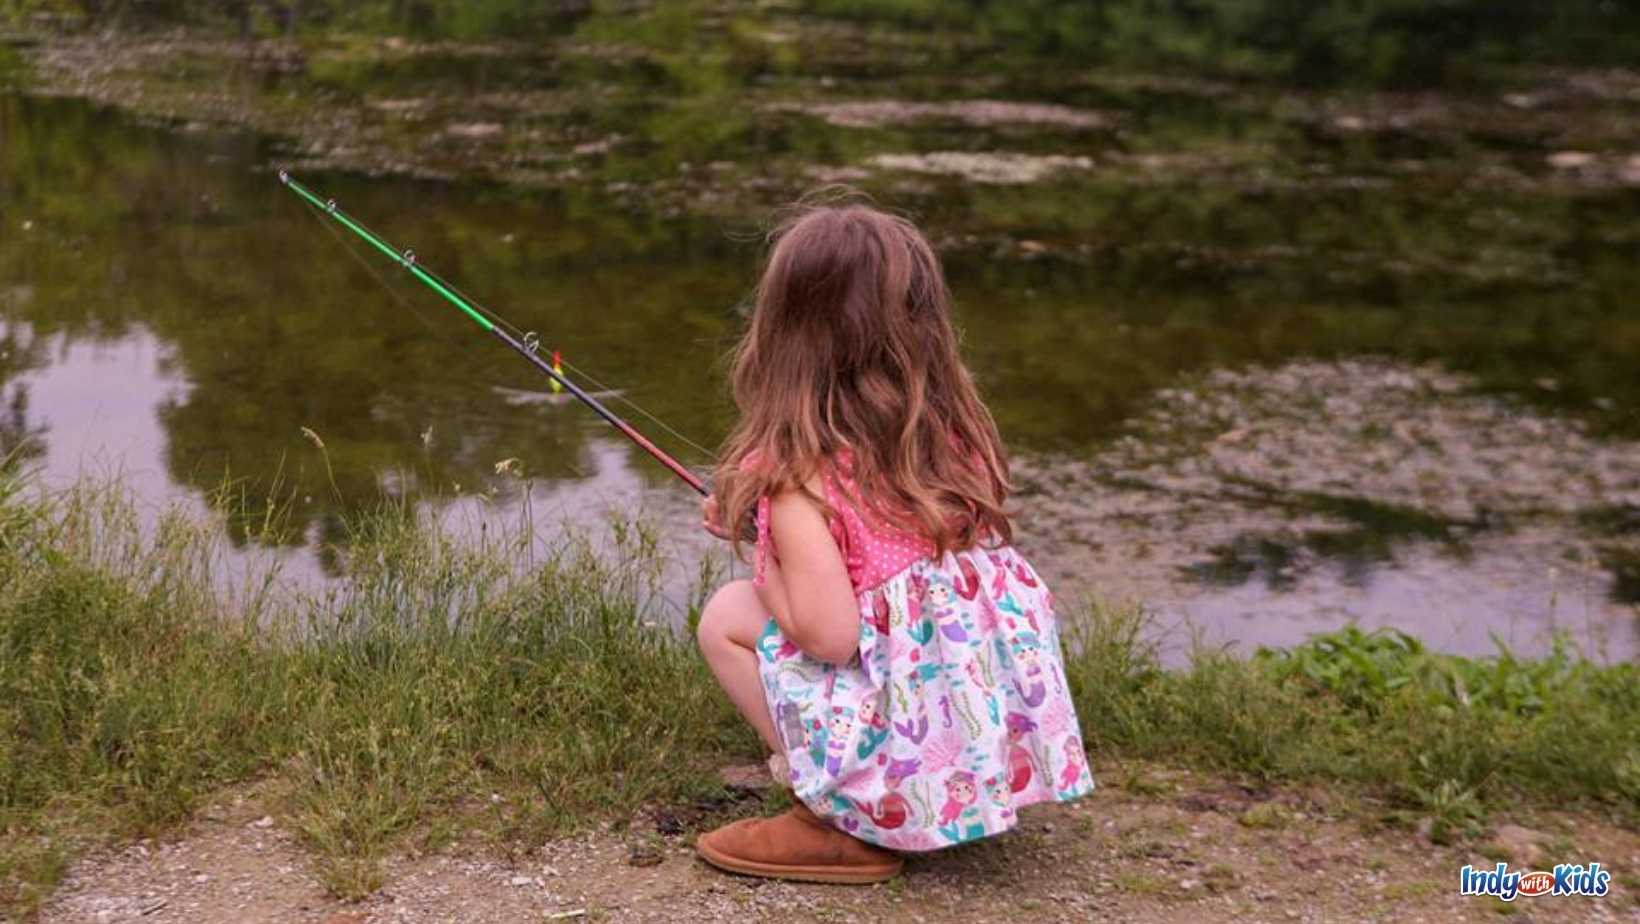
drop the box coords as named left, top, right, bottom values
left=695, top=197, right=1093, bottom=884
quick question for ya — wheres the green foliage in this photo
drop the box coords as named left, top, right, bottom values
left=1065, top=617, right=1640, bottom=830
left=0, top=0, right=594, bottom=38
left=0, top=0, right=72, bottom=22
left=1256, top=624, right=1625, bottom=722
left=573, top=0, right=791, bottom=95
left=1409, top=777, right=1483, bottom=844
left=805, top=0, right=1640, bottom=83
left=0, top=45, right=22, bottom=92
left=809, top=0, right=1101, bottom=56
left=5, top=0, right=1637, bottom=84
left=326, top=0, right=596, bottom=40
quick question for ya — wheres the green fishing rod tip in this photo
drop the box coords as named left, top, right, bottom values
left=280, top=170, right=496, bottom=333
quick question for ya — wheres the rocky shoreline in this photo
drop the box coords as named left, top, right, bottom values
left=9, top=28, right=1638, bottom=233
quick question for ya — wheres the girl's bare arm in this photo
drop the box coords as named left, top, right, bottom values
left=754, top=487, right=859, bottom=665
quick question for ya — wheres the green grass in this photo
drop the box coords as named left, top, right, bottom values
left=2, top=472, right=1637, bottom=915
left=1066, top=607, right=1640, bottom=832
left=0, top=473, right=752, bottom=914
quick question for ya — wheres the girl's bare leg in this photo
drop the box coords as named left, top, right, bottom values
left=697, top=579, right=783, bottom=754
left=693, top=582, right=900, bottom=883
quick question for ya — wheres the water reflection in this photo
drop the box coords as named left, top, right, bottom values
left=2, top=94, right=746, bottom=548
left=4, top=315, right=727, bottom=601
left=9, top=324, right=188, bottom=502
left=1175, top=541, right=1630, bottom=663
left=0, top=319, right=48, bottom=465
left=2, top=92, right=1637, bottom=659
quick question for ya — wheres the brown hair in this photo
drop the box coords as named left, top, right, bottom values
left=712, top=193, right=1011, bottom=556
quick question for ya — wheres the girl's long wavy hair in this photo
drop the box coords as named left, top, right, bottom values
left=713, top=195, right=1011, bottom=556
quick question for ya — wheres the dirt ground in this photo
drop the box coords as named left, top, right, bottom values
left=36, top=765, right=1640, bottom=923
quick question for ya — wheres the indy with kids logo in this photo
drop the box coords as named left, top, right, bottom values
left=1460, top=862, right=1612, bottom=902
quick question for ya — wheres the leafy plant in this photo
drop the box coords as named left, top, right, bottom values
left=1409, top=778, right=1483, bottom=845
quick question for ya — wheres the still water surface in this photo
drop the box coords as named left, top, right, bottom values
left=3, top=93, right=1637, bottom=658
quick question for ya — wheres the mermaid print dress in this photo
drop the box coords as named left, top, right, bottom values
left=752, top=455, right=1095, bottom=851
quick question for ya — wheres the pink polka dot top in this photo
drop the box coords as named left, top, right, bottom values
left=752, top=450, right=937, bottom=595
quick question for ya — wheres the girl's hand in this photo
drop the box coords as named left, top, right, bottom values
left=701, top=495, right=733, bottom=540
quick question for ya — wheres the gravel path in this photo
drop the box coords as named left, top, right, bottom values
left=37, top=766, right=1640, bottom=923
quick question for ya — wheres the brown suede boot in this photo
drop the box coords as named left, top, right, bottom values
left=695, top=800, right=903, bottom=884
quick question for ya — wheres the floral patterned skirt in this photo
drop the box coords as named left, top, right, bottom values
left=756, top=545, right=1094, bottom=851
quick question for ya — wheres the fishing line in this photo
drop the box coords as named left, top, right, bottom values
left=383, top=239, right=720, bottom=464
left=298, top=193, right=508, bottom=503
left=288, top=177, right=717, bottom=464
left=279, top=171, right=710, bottom=495
left=298, top=196, right=460, bottom=347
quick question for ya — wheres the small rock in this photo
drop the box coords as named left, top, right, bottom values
left=250, top=815, right=274, bottom=829
left=447, top=122, right=503, bottom=140
left=1333, top=115, right=1366, bottom=132
left=1487, top=824, right=1548, bottom=866
left=802, top=164, right=872, bottom=184
left=509, top=875, right=532, bottom=887
left=1180, top=878, right=1199, bottom=891
left=1620, top=155, right=1640, bottom=186
left=718, top=763, right=774, bottom=791
left=866, top=151, right=1092, bottom=185
left=1547, top=150, right=1596, bottom=170
left=652, top=810, right=685, bottom=837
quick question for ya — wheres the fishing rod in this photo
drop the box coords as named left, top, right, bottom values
left=278, top=170, right=709, bottom=496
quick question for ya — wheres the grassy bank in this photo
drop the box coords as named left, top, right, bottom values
left=0, top=475, right=752, bottom=912
left=2, top=475, right=1637, bottom=916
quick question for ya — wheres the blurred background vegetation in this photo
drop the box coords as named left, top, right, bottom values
left=5, top=0, right=1640, bottom=88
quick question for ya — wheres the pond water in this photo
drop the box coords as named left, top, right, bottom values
left=3, top=92, right=1637, bottom=660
